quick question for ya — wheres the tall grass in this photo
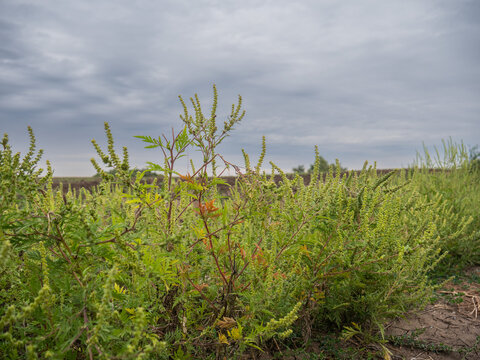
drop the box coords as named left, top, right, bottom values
left=410, top=138, right=480, bottom=268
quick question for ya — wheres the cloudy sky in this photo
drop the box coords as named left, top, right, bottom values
left=0, top=0, right=479, bottom=176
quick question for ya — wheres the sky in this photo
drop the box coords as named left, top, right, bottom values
left=0, top=0, right=479, bottom=176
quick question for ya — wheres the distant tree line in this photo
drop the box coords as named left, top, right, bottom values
left=292, top=155, right=346, bottom=174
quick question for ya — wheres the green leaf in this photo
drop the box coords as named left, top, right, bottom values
left=210, top=178, right=227, bottom=186
left=146, top=162, right=167, bottom=172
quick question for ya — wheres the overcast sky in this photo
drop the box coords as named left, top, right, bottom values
left=1, top=0, right=479, bottom=176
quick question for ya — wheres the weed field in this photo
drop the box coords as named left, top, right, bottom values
left=1, top=90, right=479, bottom=359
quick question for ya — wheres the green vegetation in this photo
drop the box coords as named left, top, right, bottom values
left=293, top=158, right=346, bottom=174
left=387, top=328, right=453, bottom=354
left=93, top=168, right=160, bottom=178
left=1, top=87, right=479, bottom=359
left=412, top=139, right=480, bottom=270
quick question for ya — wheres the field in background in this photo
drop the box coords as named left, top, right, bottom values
left=52, top=170, right=399, bottom=193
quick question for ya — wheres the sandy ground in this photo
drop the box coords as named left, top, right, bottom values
left=385, top=267, right=480, bottom=360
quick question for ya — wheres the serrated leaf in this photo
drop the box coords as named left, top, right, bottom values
left=210, top=178, right=227, bottom=186
left=134, top=135, right=152, bottom=142
left=147, top=162, right=167, bottom=172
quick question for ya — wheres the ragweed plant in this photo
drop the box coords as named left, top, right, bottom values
left=1, top=88, right=478, bottom=359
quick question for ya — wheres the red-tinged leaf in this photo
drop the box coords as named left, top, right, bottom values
left=179, top=173, right=194, bottom=183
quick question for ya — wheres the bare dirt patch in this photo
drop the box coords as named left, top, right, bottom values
left=385, top=267, right=480, bottom=360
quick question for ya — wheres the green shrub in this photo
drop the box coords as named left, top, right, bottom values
left=1, top=88, right=478, bottom=358
left=409, top=139, right=480, bottom=268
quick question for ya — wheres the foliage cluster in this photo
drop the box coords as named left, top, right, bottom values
left=292, top=158, right=346, bottom=174
left=1, top=87, right=479, bottom=359
left=93, top=168, right=160, bottom=178
left=410, top=139, right=480, bottom=269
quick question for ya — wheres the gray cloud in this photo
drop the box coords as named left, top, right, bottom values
left=0, top=0, right=478, bottom=176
